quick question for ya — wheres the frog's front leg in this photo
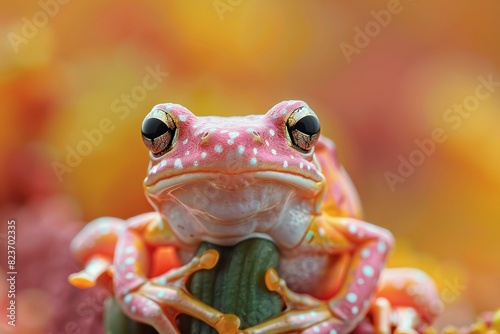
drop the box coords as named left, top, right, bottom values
left=246, top=216, right=393, bottom=334
left=115, top=213, right=240, bottom=334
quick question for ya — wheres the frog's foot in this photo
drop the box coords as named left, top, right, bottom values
left=120, top=289, right=240, bottom=334
left=123, top=249, right=240, bottom=334
left=372, top=298, right=419, bottom=334
left=239, top=268, right=342, bottom=334
left=370, top=268, right=442, bottom=334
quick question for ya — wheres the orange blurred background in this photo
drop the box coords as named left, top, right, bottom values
left=1, top=1, right=499, bottom=333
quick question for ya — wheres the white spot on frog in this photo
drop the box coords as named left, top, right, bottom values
left=238, top=145, right=245, bottom=155
left=348, top=225, right=357, bottom=234
left=214, top=145, right=223, bottom=153
left=185, top=151, right=190, bottom=156
left=174, top=158, right=183, bottom=169
left=250, top=157, right=257, bottom=165
left=377, top=240, right=387, bottom=253
left=271, top=149, right=277, bottom=155
left=269, top=129, right=275, bottom=136
left=346, top=292, right=358, bottom=303
left=253, top=148, right=258, bottom=155
left=228, top=131, right=240, bottom=139
left=179, top=115, right=187, bottom=122
left=183, top=138, right=189, bottom=145
left=362, top=265, right=374, bottom=277
left=283, top=161, right=288, bottom=168
left=201, top=152, right=207, bottom=159
left=299, top=162, right=304, bottom=169
left=361, top=248, right=371, bottom=258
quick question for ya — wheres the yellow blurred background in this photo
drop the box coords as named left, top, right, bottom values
left=1, top=1, right=499, bottom=333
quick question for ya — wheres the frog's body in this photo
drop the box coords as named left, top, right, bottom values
left=69, top=101, right=441, bottom=334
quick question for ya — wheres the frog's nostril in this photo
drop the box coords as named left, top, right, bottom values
left=252, top=130, right=261, bottom=138
left=201, top=131, right=210, bottom=140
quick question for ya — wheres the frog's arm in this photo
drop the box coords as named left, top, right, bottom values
left=114, top=213, right=240, bottom=334
left=251, top=216, right=393, bottom=334
left=69, top=213, right=240, bottom=333
left=317, top=216, right=394, bottom=330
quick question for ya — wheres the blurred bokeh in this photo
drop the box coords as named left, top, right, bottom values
left=1, top=1, right=499, bottom=332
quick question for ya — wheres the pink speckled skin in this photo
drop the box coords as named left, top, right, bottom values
left=69, top=101, right=441, bottom=334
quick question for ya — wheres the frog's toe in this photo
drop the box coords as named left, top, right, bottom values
left=199, top=249, right=219, bottom=270
left=214, top=313, right=240, bottom=334
left=265, top=268, right=280, bottom=292
left=68, top=272, right=96, bottom=288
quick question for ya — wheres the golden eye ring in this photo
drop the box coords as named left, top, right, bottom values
left=286, top=107, right=321, bottom=152
left=141, top=109, right=177, bottom=157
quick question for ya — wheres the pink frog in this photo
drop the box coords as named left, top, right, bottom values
left=69, top=101, right=442, bottom=334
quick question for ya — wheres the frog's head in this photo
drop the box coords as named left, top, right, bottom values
left=141, top=101, right=326, bottom=244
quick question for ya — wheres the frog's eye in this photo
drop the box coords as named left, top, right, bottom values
left=286, top=107, right=321, bottom=152
left=141, top=109, right=177, bottom=156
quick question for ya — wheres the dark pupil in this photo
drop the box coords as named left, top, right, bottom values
left=142, top=118, right=171, bottom=140
left=293, top=115, right=320, bottom=135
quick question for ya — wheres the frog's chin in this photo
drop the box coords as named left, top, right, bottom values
left=151, top=179, right=318, bottom=246
left=168, top=180, right=299, bottom=222
left=146, top=172, right=324, bottom=230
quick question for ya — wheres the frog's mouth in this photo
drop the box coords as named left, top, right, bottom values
left=146, top=172, right=324, bottom=222
left=146, top=171, right=323, bottom=198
